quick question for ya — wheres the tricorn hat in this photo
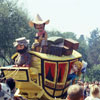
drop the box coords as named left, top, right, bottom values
left=29, top=14, right=50, bottom=27
left=13, top=37, right=29, bottom=47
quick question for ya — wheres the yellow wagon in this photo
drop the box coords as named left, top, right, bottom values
left=0, top=50, right=82, bottom=100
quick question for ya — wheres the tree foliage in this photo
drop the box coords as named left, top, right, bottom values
left=85, top=28, right=100, bottom=81
left=0, top=0, right=36, bottom=56
left=48, top=31, right=77, bottom=40
left=85, top=64, right=100, bottom=81
left=87, top=28, right=100, bottom=66
left=0, top=0, right=36, bottom=65
left=78, top=35, right=88, bottom=61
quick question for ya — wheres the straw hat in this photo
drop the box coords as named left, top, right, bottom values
left=29, top=14, right=50, bottom=27
left=13, top=37, right=29, bottom=47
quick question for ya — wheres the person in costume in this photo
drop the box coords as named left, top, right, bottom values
left=85, top=85, right=100, bottom=100
left=0, top=78, right=15, bottom=100
left=12, top=37, right=31, bottom=67
left=67, top=61, right=83, bottom=83
left=67, top=84, right=84, bottom=100
left=29, top=14, right=50, bottom=52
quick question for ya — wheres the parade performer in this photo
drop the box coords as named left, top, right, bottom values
left=0, top=78, right=15, bottom=100
left=67, top=61, right=83, bottom=82
left=12, top=37, right=31, bottom=67
left=29, top=14, right=50, bottom=52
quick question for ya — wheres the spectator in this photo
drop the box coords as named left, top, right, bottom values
left=85, top=85, right=100, bottom=100
left=66, top=84, right=84, bottom=100
left=84, top=85, right=90, bottom=98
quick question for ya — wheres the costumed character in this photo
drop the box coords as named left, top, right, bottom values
left=0, top=78, right=15, bottom=100
left=67, top=61, right=83, bottom=84
left=29, top=14, right=50, bottom=52
left=12, top=37, right=31, bottom=67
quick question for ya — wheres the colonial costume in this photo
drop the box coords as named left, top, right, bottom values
left=67, top=61, right=83, bottom=83
left=12, top=37, right=31, bottom=67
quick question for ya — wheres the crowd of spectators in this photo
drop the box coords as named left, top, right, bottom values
left=1, top=78, right=100, bottom=100
left=66, top=80, right=100, bottom=100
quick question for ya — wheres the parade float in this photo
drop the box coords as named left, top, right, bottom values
left=0, top=37, right=84, bottom=100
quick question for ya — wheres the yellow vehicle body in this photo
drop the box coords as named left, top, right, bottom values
left=0, top=50, right=82, bottom=100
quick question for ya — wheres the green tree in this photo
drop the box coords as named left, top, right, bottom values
left=87, top=28, right=100, bottom=66
left=0, top=0, right=36, bottom=65
left=47, top=31, right=63, bottom=38
left=78, top=35, right=88, bottom=61
left=84, top=28, right=100, bottom=81
left=85, top=64, right=100, bottom=81
left=62, top=32, right=77, bottom=39
left=48, top=31, right=77, bottom=40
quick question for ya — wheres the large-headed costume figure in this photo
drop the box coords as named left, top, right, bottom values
left=29, top=14, right=50, bottom=52
left=12, top=37, right=31, bottom=67
left=67, top=61, right=83, bottom=83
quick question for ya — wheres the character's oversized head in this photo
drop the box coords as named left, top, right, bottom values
left=29, top=14, right=50, bottom=32
left=72, top=61, right=83, bottom=76
left=13, top=37, right=29, bottom=54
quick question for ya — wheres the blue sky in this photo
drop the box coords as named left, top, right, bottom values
left=18, top=0, right=100, bottom=37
